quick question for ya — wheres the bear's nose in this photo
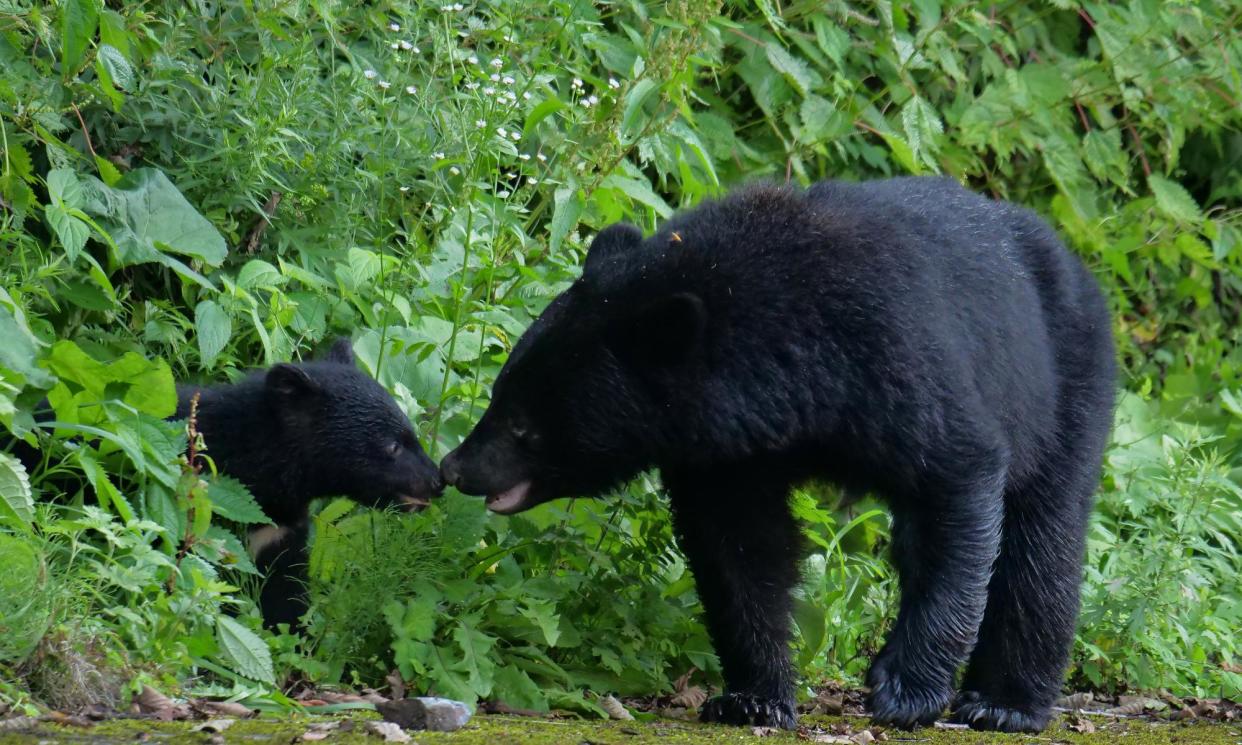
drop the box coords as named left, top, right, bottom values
left=440, top=452, right=461, bottom=488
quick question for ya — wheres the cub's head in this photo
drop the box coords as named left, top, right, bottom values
left=265, top=338, right=443, bottom=510
left=440, top=223, right=707, bottom=514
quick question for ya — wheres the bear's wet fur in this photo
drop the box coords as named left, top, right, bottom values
left=178, top=338, right=443, bottom=629
left=441, top=177, right=1116, bottom=732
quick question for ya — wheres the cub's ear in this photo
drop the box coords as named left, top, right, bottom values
left=323, top=337, right=356, bottom=365
left=607, top=291, right=707, bottom=366
left=584, top=222, right=643, bottom=276
left=266, top=363, right=320, bottom=400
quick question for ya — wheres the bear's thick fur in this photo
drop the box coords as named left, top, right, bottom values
left=441, top=178, right=1116, bottom=732
left=178, top=338, right=443, bottom=628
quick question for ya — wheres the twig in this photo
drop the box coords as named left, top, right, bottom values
left=244, top=191, right=283, bottom=254
left=70, top=104, right=99, bottom=161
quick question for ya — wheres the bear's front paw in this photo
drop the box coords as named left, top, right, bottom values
left=865, top=657, right=950, bottom=729
left=700, top=693, right=797, bottom=730
left=950, top=691, right=1050, bottom=733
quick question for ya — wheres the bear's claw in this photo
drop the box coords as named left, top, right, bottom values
left=700, top=693, right=797, bottom=730
left=949, top=691, right=1050, bottom=732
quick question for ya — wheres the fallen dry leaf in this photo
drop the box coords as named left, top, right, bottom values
left=134, top=685, right=190, bottom=720
left=197, top=701, right=255, bottom=718
left=1055, top=691, right=1094, bottom=710
left=670, top=685, right=707, bottom=709
left=365, top=720, right=411, bottom=742
left=850, top=730, right=875, bottom=745
left=1065, top=712, right=1096, bottom=733
left=299, top=732, right=330, bottom=742
left=600, top=694, right=635, bottom=721
left=1107, top=696, right=1166, bottom=715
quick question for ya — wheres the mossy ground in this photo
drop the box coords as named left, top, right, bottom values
left=1, top=712, right=1238, bottom=745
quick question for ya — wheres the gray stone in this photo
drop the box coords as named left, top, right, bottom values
left=375, top=697, right=471, bottom=733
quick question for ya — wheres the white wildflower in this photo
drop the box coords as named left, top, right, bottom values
left=510, top=131, right=520, bottom=141
left=475, top=119, right=486, bottom=128
left=465, top=81, right=480, bottom=90
left=483, top=86, right=495, bottom=95
left=363, top=69, right=378, bottom=79
left=454, top=2, right=464, bottom=10
left=389, top=22, right=400, bottom=32
left=522, top=91, right=531, bottom=100
left=490, top=73, right=500, bottom=82
left=490, top=58, right=503, bottom=68
left=518, top=153, right=531, bottom=161
left=449, top=166, right=461, bottom=175
left=399, top=186, right=410, bottom=192
left=581, top=98, right=592, bottom=107
left=433, top=151, right=445, bottom=159
left=497, top=189, right=510, bottom=198
left=527, top=177, right=538, bottom=185
left=391, top=41, right=400, bottom=49
left=608, top=77, right=620, bottom=89
left=377, top=80, right=391, bottom=89
left=411, top=45, right=421, bottom=54
left=571, top=77, right=583, bottom=89
left=496, top=126, right=507, bottom=137
left=406, top=85, right=417, bottom=95
left=588, top=94, right=599, bottom=105
left=468, top=55, right=479, bottom=65
left=536, top=152, right=547, bottom=162
left=502, top=75, right=514, bottom=85
left=400, top=40, right=414, bottom=51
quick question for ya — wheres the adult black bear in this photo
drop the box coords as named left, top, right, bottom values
left=178, top=338, right=444, bottom=629
left=440, top=178, right=1116, bottom=733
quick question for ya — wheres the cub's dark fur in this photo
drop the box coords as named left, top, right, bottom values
left=178, top=338, right=443, bottom=629
left=441, top=177, right=1116, bottom=733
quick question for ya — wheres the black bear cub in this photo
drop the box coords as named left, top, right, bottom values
left=179, top=338, right=443, bottom=629
left=441, top=177, right=1116, bottom=733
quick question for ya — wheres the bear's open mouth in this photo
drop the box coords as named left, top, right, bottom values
left=485, top=480, right=533, bottom=514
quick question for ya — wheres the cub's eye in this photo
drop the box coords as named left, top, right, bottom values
left=387, top=440, right=402, bottom=457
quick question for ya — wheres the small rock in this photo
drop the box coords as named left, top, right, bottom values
left=365, top=720, right=411, bottom=742
left=600, top=695, right=634, bottom=721
left=375, top=697, right=471, bottom=732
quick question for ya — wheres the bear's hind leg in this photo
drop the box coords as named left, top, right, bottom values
left=951, top=458, right=1100, bottom=732
left=866, top=450, right=1006, bottom=729
left=251, top=522, right=311, bottom=631
left=666, top=469, right=802, bottom=730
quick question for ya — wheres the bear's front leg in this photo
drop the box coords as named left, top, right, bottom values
left=666, top=469, right=802, bottom=730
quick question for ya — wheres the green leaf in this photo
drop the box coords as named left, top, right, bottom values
left=548, top=186, right=582, bottom=256
left=518, top=598, right=561, bottom=647
left=80, top=168, right=227, bottom=267
left=60, top=0, right=100, bottom=75
left=491, top=666, right=548, bottom=711
left=601, top=174, right=671, bottom=217
left=1149, top=175, right=1202, bottom=225
left=237, top=259, right=284, bottom=290
left=47, top=168, right=84, bottom=208
left=194, top=300, right=232, bottom=367
left=0, top=303, right=53, bottom=388
left=0, top=452, right=34, bottom=532
left=46, top=203, right=90, bottom=263
left=452, top=618, right=497, bottom=697
left=620, top=79, right=659, bottom=144
left=95, top=44, right=133, bottom=89
left=76, top=449, right=134, bottom=522
left=523, top=97, right=566, bottom=134
left=765, top=43, right=820, bottom=97
left=216, top=615, right=275, bottom=684
left=206, top=476, right=271, bottom=525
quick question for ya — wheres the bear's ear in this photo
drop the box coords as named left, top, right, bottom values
left=266, top=363, right=320, bottom=401
left=584, top=222, right=643, bottom=276
left=323, top=337, right=356, bottom=365
left=607, top=291, right=707, bottom=366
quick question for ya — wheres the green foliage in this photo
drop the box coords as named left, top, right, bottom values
left=1, top=0, right=1238, bottom=711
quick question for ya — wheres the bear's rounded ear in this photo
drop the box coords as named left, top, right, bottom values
left=323, top=337, right=356, bottom=366
left=266, top=363, right=320, bottom=400
left=584, top=222, right=643, bottom=276
left=608, top=291, right=707, bottom=366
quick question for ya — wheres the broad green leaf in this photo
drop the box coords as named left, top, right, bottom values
left=236, top=259, right=284, bottom=290
left=765, top=43, right=820, bottom=97
left=0, top=453, right=34, bottom=531
left=548, top=186, right=582, bottom=256
left=47, top=168, right=85, bottom=208
left=601, top=174, right=671, bottom=217
left=491, top=666, right=548, bottom=711
left=1149, top=175, right=1202, bottom=225
left=95, top=44, right=133, bottom=89
left=194, top=300, right=231, bottom=367
left=45, top=203, right=90, bottom=263
left=0, top=303, right=53, bottom=388
left=206, top=476, right=271, bottom=525
left=60, top=0, right=100, bottom=75
left=523, top=97, right=566, bottom=134
left=216, top=615, right=275, bottom=684
left=452, top=618, right=497, bottom=697
left=518, top=598, right=561, bottom=647
left=144, top=484, right=184, bottom=541
left=80, top=168, right=227, bottom=267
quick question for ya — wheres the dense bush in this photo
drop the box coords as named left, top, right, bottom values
left=1, top=0, right=1238, bottom=711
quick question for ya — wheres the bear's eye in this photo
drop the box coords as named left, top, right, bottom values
left=386, top=440, right=402, bottom=457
